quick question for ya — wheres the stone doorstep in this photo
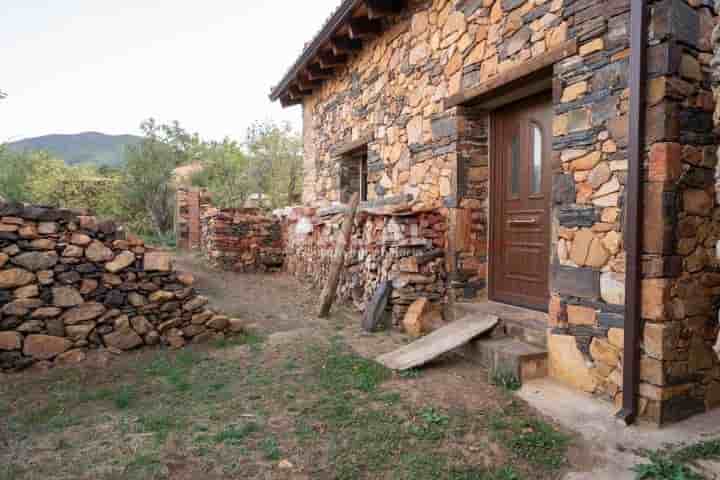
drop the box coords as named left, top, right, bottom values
left=460, top=337, right=549, bottom=385
left=454, top=301, right=549, bottom=348
left=495, top=317, right=548, bottom=349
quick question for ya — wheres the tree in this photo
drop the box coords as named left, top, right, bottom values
left=245, top=120, right=303, bottom=208
left=122, top=119, right=196, bottom=236
left=190, top=139, right=251, bottom=208
left=0, top=146, right=39, bottom=202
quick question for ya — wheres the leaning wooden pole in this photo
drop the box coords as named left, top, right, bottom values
left=318, top=193, right=361, bottom=318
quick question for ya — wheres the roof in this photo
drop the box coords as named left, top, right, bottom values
left=269, top=0, right=406, bottom=107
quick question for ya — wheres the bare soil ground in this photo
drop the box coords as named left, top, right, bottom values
left=0, top=252, right=597, bottom=480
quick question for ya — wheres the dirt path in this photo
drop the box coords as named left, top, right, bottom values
left=173, top=251, right=322, bottom=334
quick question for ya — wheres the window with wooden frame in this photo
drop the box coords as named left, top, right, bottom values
left=339, top=146, right=368, bottom=203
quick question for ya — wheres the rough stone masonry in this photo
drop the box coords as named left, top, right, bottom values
left=0, top=201, right=245, bottom=372
left=273, top=0, right=720, bottom=425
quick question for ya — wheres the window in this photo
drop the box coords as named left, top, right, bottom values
left=531, top=123, right=543, bottom=195
left=509, top=135, right=520, bottom=197
left=339, top=147, right=368, bottom=203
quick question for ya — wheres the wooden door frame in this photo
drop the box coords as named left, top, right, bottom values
left=488, top=90, right=554, bottom=313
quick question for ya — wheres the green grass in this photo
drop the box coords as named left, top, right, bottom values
left=125, top=453, right=163, bottom=479
left=491, top=369, right=522, bottom=392
left=633, top=438, right=720, bottom=479
left=260, top=435, right=282, bottom=460
left=632, top=454, right=702, bottom=480
left=213, top=422, right=260, bottom=446
left=489, top=407, right=569, bottom=470
left=212, top=330, right=265, bottom=351
left=1, top=334, right=573, bottom=480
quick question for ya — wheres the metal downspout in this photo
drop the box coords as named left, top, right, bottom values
left=618, top=0, right=648, bottom=426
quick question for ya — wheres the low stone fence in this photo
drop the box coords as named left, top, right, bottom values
left=200, top=207, right=284, bottom=273
left=282, top=205, right=448, bottom=326
left=0, top=202, right=243, bottom=372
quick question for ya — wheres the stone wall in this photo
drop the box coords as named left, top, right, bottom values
left=200, top=207, right=284, bottom=273
left=0, top=202, right=243, bottom=372
left=282, top=204, right=448, bottom=325
left=548, top=0, right=719, bottom=425
left=295, top=0, right=719, bottom=424
left=175, top=187, right=212, bottom=250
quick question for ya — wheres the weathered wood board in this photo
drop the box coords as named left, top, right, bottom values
left=376, top=315, right=499, bottom=371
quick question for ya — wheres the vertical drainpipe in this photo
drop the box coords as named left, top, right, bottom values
left=618, top=0, right=648, bottom=426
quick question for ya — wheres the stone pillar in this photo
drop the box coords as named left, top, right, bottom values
left=446, top=106, right=490, bottom=302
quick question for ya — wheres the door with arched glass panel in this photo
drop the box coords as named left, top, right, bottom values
left=489, top=93, right=553, bottom=311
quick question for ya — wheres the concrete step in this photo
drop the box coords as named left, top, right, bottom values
left=459, top=336, right=548, bottom=384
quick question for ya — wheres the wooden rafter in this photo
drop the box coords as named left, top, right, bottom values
left=319, top=52, right=348, bottom=69
left=280, top=95, right=302, bottom=108
left=348, top=18, right=382, bottom=39
left=305, top=64, right=334, bottom=81
left=365, top=0, right=404, bottom=19
left=330, top=37, right=362, bottom=55
left=297, top=75, right=323, bottom=92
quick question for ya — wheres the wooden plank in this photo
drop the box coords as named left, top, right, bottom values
left=444, top=40, right=578, bottom=109
left=331, top=133, right=375, bottom=157
left=318, top=193, right=361, bottom=318
left=376, top=315, right=499, bottom=370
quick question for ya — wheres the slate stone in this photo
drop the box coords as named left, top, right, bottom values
left=431, top=116, right=457, bottom=140
left=553, top=175, right=576, bottom=205
left=661, top=395, right=707, bottom=425
left=558, top=206, right=600, bottom=227
left=598, top=312, right=625, bottom=329
left=502, top=0, right=525, bottom=11
left=552, top=265, right=601, bottom=299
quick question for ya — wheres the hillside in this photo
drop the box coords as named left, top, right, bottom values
left=8, top=132, right=142, bottom=167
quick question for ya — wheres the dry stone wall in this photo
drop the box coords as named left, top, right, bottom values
left=200, top=207, right=284, bottom=273
left=0, top=201, right=243, bottom=372
left=283, top=205, right=448, bottom=326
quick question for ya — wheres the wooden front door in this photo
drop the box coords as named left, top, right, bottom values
left=490, top=93, right=553, bottom=311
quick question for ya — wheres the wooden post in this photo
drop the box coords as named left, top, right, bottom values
left=318, top=193, right=361, bottom=318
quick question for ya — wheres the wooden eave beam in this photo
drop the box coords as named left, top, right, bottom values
left=305, top=64, right=334, bottom=81
left=330, top=37, right=363, bottom=55
left=319, top=52, right=348, bottom=69
left=280, top=95, right=302, bottom=108
left=365, top=0, right=405, bottom=19
left=348, top=18, right=382, bottom=39
left=288, top=85, right=306, bottom=100
left=297, top=75, right=323, bottom=92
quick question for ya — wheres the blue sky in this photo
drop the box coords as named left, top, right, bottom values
left=0, top=0, right=339, bottom=142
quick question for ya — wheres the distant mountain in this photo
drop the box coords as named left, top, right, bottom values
left=8, top=132, right=142, bottom=167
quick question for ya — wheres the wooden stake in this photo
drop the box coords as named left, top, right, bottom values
left=318, top=193, right=360, bottom=318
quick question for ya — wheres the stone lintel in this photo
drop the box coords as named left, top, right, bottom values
left=445, top=39, right=578, bottom=109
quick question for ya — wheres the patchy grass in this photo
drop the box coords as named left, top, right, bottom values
left=490, top=368, right=522, bottom=393
left=1, top=334, right=574, bottom=479
left=489, top=402, right=570, bottom=470
left=633, top=438, right=720, bottom=479
left=212, top=330, right=265, bottom=351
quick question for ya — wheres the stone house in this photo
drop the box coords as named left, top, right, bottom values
left=270, top=0, right=719, bottom=426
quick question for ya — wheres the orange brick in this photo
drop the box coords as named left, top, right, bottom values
left=648, top=143, right=682, bottom=182
left=567, top=304, right=597, bottom=326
